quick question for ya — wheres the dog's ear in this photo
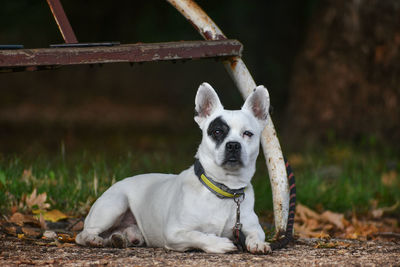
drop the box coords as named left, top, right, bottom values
left=242, top=85, right=270, bottom=126
left=194, top=82, right=223, bottom=127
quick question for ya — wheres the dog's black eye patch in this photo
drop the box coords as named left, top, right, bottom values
left=207, top=116, right=230, bottom=148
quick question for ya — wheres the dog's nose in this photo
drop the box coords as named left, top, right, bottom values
left=226, top=142, right=241, bottom=153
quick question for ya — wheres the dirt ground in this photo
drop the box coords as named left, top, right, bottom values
left=1, top=235, right=399, bottom=267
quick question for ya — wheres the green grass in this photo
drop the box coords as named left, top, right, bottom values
left=0, top=137, right=399, bottom=217
left=278, top=143, right=399, bottom=213
left=0, top=147, right=195, bottom=215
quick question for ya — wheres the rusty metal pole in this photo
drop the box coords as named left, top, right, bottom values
left=167, top=0, right=289, bottom=233
left=46, top=0, right=78, bottom=43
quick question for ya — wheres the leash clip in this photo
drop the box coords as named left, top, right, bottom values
left=233, top=193, right=244, bottom=230
left=233, top=193, right=246, bottom=251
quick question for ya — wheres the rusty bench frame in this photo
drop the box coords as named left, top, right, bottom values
left=0, top=0, right=289, bottom=233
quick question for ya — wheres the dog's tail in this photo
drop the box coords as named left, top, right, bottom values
left=269, top=158, right=296, bottom=251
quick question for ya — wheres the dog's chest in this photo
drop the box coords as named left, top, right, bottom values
left=202, top=204, right=235, bottom=236
left=183, top=192, right=237, bottom=236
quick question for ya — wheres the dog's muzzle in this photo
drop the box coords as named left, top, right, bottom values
left=223, top=141, right=242, bottom=167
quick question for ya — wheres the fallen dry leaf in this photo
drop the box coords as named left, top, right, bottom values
left=70, top=220, right=84, bottom=232
left=295, top=204, right=328, bottom=238
left=57, top=233, right=75, bottom=243
left=293, top=203, right=400, bottom=240
left=321, top=210, right=346, bottom=229
left=315, top=231, right=331, bottom=239
left=2, top=224, right=20, bottom=236
left=42, top=209, right=68, bottom=223
left=296, top=203, right=321, bottom=221
left=342, top=214, right=380, bottom=240
left=9, top=212, right=41, bottom=227
left=2, top=220, right=42, bottom=239
left=294, top=222, right=327, bottom=238
left=21, top=226, right=42, bottom=238
left=25, top=189, right=51, bottom=211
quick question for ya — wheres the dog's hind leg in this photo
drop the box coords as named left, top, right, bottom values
left=102, top=211, right=145, bottom=248
left=124, top=224, right=145, bottom=246
left=76, top=192, right=129, bottom=247
left=102, top=224, right=144, bottom=248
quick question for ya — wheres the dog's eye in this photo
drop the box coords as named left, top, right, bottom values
left=213, top=129, right=223, bottom=136
left=243, top=131, right=253, bottom=138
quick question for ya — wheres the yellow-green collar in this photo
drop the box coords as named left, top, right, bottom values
left=194, top=159, right=246, bottom=199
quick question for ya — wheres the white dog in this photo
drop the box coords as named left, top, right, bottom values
left=76, top=82, right=273, bottom=254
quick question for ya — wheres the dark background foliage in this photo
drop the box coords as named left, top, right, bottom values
left=0, top=0, right=398, bottom=153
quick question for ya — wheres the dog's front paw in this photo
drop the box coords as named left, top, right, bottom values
left=76, top=231, right=104, bottom=247
left=246, top=237, right=271, bottom=254
left=86, top=235, right=105, bottom=247
left=203, top=237, right=237, bottom=254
